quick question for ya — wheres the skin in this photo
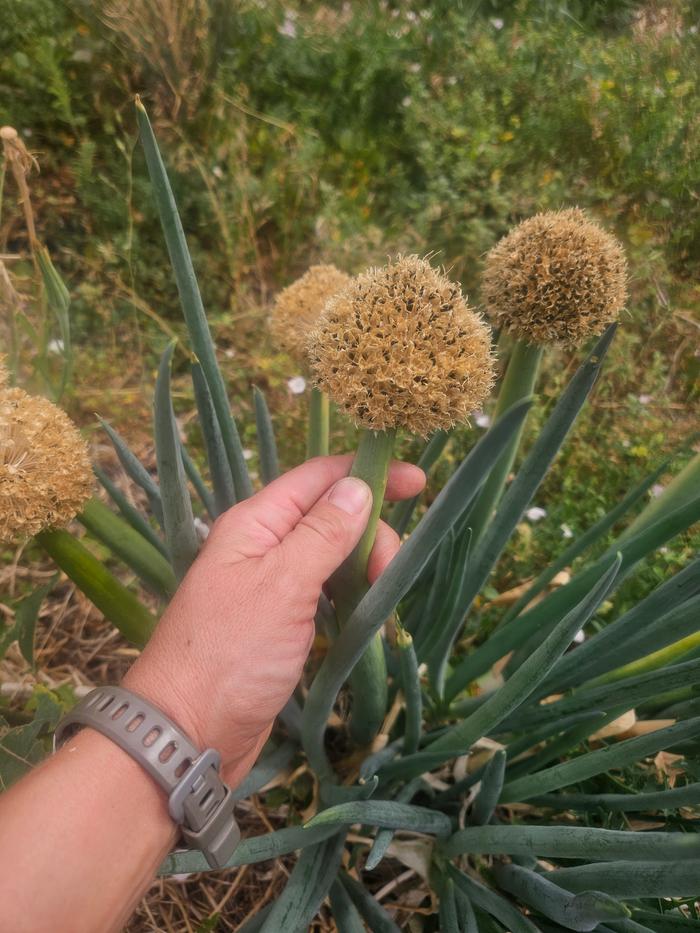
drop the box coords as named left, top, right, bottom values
left=0, top=455, right=425, bottom=933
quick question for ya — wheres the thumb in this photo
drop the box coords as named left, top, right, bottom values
left=275, top=476, right=373, bottom=589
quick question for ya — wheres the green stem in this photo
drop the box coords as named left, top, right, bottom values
left=78, top=499, right=177, bottom=598
left=307, top=387, right=330, bottom=458
left=331, top=428, right=396, bottom=745
left=36, top=529, right=157, bottom=647
left=467, top=339, right=542, bottom=546
left=396, top=626, right=422, bottom=755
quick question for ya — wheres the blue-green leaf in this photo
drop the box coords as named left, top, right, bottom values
left=260, top=832, right=345, bottom=932
left=443, top=824, right=700, bottom=860
left=389, top=429, right=450, bottom=536
left=468, top=749, right=506, bottom=826
left=501, top=716, right=700, bottom=802
left=493, top=862, right=629, bottom=931
left=543, top=860, right=700, bottom=899
left=448, top=864, right=540, bottom=932
left=302, top=399, right=532, bottom=781
left=386, top=556, right=621, bottom=784
left=500, top=455, right=673, bottom=627
left=338, top=872, right=402, bottom=933
left=159, top=823, right=339, bottom=874
left=135, top=98, right=252, bottom=501
left=190, top=362, right=236, bottom=516
left=253, top=386, right=280, bottom=485
left=99, top=418, right=164, bottom=528
left=329, top=879, right=366, bottom=933
left=447, top=497, right=700, bottom=698
left=231, top=740, right=297, bottom=801
left=306, top=800, right=451, bottom=837
left=154, top=343, right=199, bottom=580
left=180, top=442, right=216, bottom=519
left=529, top=781, right=700, bottom=813
left=93, top=465, right=168, bottom=557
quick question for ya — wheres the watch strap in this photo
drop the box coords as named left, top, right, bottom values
left=54, top=686, right=240, bottom=869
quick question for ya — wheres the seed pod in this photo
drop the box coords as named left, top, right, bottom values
left=0, top=387, right=92, bottom=542
left=483, top=208, right=627, bottom=346
left=308, top=255, right=495, bottom=436
left=269, top=264, right=351, bottom=364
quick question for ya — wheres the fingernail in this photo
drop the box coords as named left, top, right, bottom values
left=328, top=477, right=371, bottom=515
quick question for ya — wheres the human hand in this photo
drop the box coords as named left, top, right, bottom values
left=124, top=455, right=425, bottom=785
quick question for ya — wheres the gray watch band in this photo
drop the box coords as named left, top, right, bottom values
left=54, top=686, right=240, bottom=869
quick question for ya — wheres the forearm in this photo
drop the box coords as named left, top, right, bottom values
left=0, top=728, right=177, bottom=933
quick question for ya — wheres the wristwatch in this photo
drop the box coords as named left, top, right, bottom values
left=54, top=686, right=240, bottom=869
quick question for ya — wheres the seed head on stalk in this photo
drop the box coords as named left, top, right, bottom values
left=269, top=264, right=352, bottom=364
left=483, top=208, right=627, bottom=346
left=0, top=387, right=92, bottom=543
left=307, top=256, right=493, bottom=742
left=308, top=255, right=495, bottom=436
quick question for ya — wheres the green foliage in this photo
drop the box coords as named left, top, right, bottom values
left=12, top=105, right=695, bottom=923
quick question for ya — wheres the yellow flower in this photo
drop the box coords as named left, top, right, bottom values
left=0, top=387, right=92, bottom=543
left=308, top=256, right=495, bottom=436
left=269, top=264, right=351, bottom=365
left=483, top=208, right=627, bottom=346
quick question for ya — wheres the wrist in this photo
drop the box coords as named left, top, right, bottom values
left=122, top=657, right=267, bottom=784
left=60, top=727, right=177, bottom=845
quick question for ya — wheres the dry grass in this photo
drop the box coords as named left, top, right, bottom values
left=100, top=0, right=212, bottom=120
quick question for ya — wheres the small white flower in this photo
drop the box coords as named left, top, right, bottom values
left=622, top=439, right=630, bottom=448
left=278, top=13, right=297, bottom=38
left=638, top=393, right=652, bottom=405
left=660, top=546, right=669, bottom=555
left=561, top=523, right=573, bottom=539
left=47, top=338, right=65, bottom=354
left=490, top=17, right=504, bottom=29
left=194, top=517, right=210, bottom=542
left=573, top=629, right=585, bottom=644
left=651, top=483, right=665, bottom=499
left=474, top=411, right=491, bottom=429
left=526, top=506, right=547, bottom=522
left=408, top=62, right=421, bottom=74
left=212, top=165, right=223, bottom=179
left=287, top=375, right=306, bottom=395
left=242, top=448, right=254, bottom=461
left=402, top=96, right=412, bottom=107
left=224, top=348, right=235, bottom=359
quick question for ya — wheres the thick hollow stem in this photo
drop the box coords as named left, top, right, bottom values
left=307, top=387, right=330, bottom=458
left=331, top=428, right=396, bottom=745
left=36, top=529, right=156, bottom=647
left=467, top=339, right=543, bottom=546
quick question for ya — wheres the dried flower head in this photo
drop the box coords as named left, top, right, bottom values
left=269, top=264, right=352, bottom=363
left=0, top=387, right=92, bottom=543
left=483, top=208, right=627, bottom=345
left=308, top=256, right=495, bottom=435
